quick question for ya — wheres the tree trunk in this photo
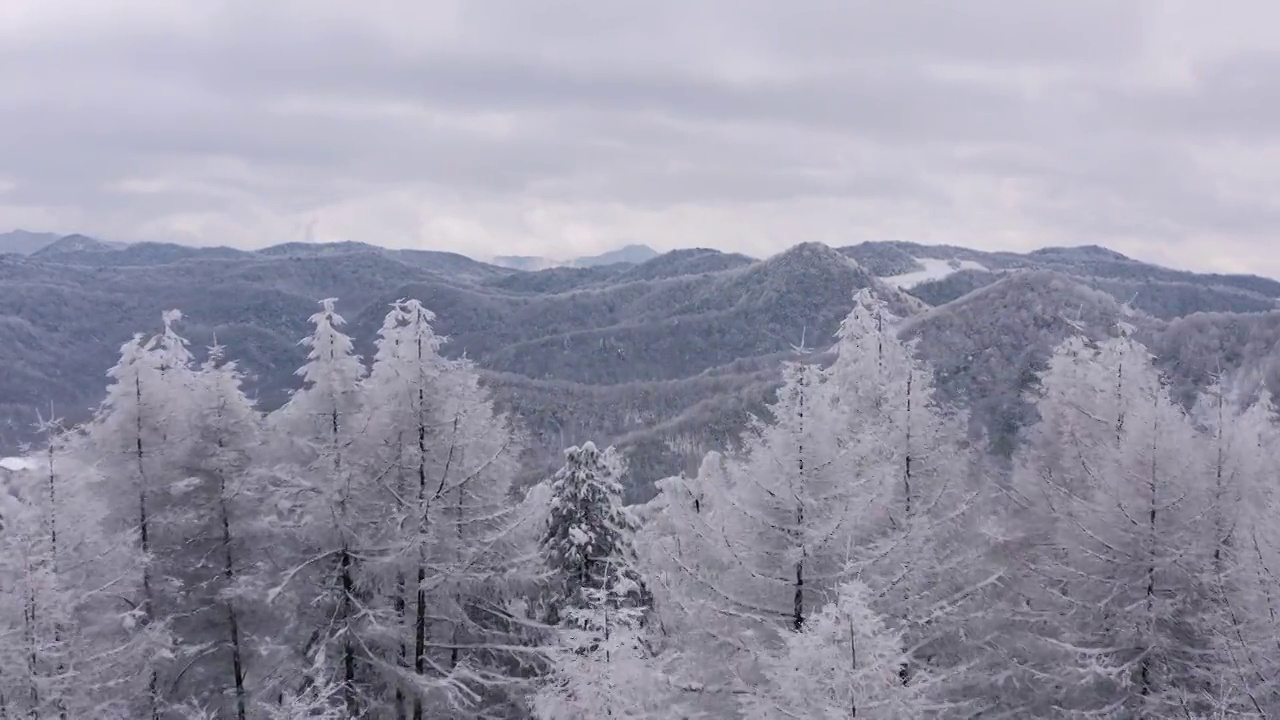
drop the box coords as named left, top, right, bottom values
left=850, top=617, right=858, bottom=718
left=46, top=441, right=67, bottom=720
left=413, top=385, right=428, bottom=720
left=24, top=556, right=38, bottom=720
left=134, top=375, right=159, bottom=720
left=218, top=475, right=248, bottom=720
left=340, top=547, right=357, bottom=717
left=793, top=369, right=806, bottom=632
left=1139, top=396, right=1159, bottom=709
left=900, top=372, right=913, bottom=686
left=396, top=571, right=407, bottom=720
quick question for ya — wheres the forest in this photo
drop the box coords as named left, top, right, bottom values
left=2, top=289, right=1280, bottom=719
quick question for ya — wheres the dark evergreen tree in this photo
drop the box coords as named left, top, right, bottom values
left=540, top=442, right=650, bottom=627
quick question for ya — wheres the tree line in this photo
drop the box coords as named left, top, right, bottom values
left=2, top=291, right=1280, bottom=718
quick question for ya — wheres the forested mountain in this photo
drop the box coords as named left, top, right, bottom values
left=2, top=234, right=1279, bottom=499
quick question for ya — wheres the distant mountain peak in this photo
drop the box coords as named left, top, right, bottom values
left=1028, top=244, right=1132, bottom=262
left=767, top=241, right=863, bottom=270
left=491, top=255, right=561, bottom=271
left=0, top=230, right=62, bottom=255
left=571, top=244, right=659, bottom=268
left=489, top=244, right=659, bottom=271
left=256, top=240, right=382, bottom=257
left=31, top=233, right=119, bottom=256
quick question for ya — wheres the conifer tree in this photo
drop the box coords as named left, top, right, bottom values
left=1195, top=382, right=1280, bottom=715
left=830, top=290, right=998, bottom=709
left=355, top=299, right=539, bottom=718
left=164, top=346, right=267, bottom=718
left=85, top=311, right=201, bottom=717
left=532, top=580, right=664, bottom=720
left=541, top=442, right=649, bottom=626
left=266, top=297, right=370, bottom=714
left=1006, top=328, right=1219, bottom=716
left=747, top=581, right=928, bottom=720
left=0, top=418, right=163, bottom=718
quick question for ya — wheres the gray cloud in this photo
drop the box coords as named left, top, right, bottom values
left=1, top=0, right=1279, bottom=275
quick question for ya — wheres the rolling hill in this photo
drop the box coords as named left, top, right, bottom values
left=2, top=234, right=1278, bottom=498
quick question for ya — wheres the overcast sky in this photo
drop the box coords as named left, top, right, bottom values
left=2, top=1, right=1278, bottom=275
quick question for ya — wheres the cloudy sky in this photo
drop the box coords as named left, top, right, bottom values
left=2, top=1, right=1278, bottom=275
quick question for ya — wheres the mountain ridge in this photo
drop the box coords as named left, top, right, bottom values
left=2, top=233, right=1278, bottom=497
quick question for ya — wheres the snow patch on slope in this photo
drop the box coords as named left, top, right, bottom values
left=0, top=456, right=38, bottom=472
left=884, top=257, right=988, bottom=289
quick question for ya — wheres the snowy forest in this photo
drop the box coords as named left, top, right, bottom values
left=4, top=289, right=1280, bottom=720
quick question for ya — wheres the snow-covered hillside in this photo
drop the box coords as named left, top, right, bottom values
left=884, top=257, right=990, bottom=289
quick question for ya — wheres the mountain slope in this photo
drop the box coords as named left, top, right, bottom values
left=0, top=243, right=910, bottom=495
left=30, top=234, right=121, bottom=257
left=902, top=271, right=1130, bottom=455
left=2, top=236, right=1279, bottom=497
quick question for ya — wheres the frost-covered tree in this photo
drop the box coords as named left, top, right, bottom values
left=84, top=310, right=201, bottom=716
left=354, top=299, right=540, bottom=718
left=638, top=450, right=728, bottom=636
left=541, top=442, right=649, bottom=627
left=634, top=451, right=742, bottom=716
left=1004, top=328, right=1220, bottom=716
left=272, top=298, right=367, bottom=452
left=265, top=297, right=370, bottom=714
left=1194, top=381, right=1280, bottom=716
left=827, top=290, right=997, bottom=704
left=746, top=581, right=928, bottom=720
left=162, top=346, right=269, bottom=719
left=0, top=420, right=163, bottom=719
left=638, top=358, right=864, bottom=715
left=532, top=578, right=666, bottom=720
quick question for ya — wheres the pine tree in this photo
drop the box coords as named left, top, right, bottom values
left=642, top=358, right=865, bottom=715
left=541, top=442, right=649, bottom=627
left=640, top=292, right=991, bottom=717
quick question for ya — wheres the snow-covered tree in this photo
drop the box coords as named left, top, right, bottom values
left=0, top=420, right=164, bottom=718
left=828, top=290, right=997, bottom=705
left=532, top=580, right=666, bottom=720
left=272, top=298, right=367, bottom=454
left=1194, top=381, right=1280, bottom=715
left=84, top=310, right=202, bottom=716
left=1004, top=328, right=1220, bottom=716
left=353, top=299, right=539, bottom=718
left=746, top=580, right=928, bottom=720
left=638, top=450, right=730, bottom=638
left=162, top=346, right=269, bottom=719
left=265, top=297, right=371, bottom=714
left=638, top=358, right=864, bottom=716
left=541, top=442, right=649, bottom=627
